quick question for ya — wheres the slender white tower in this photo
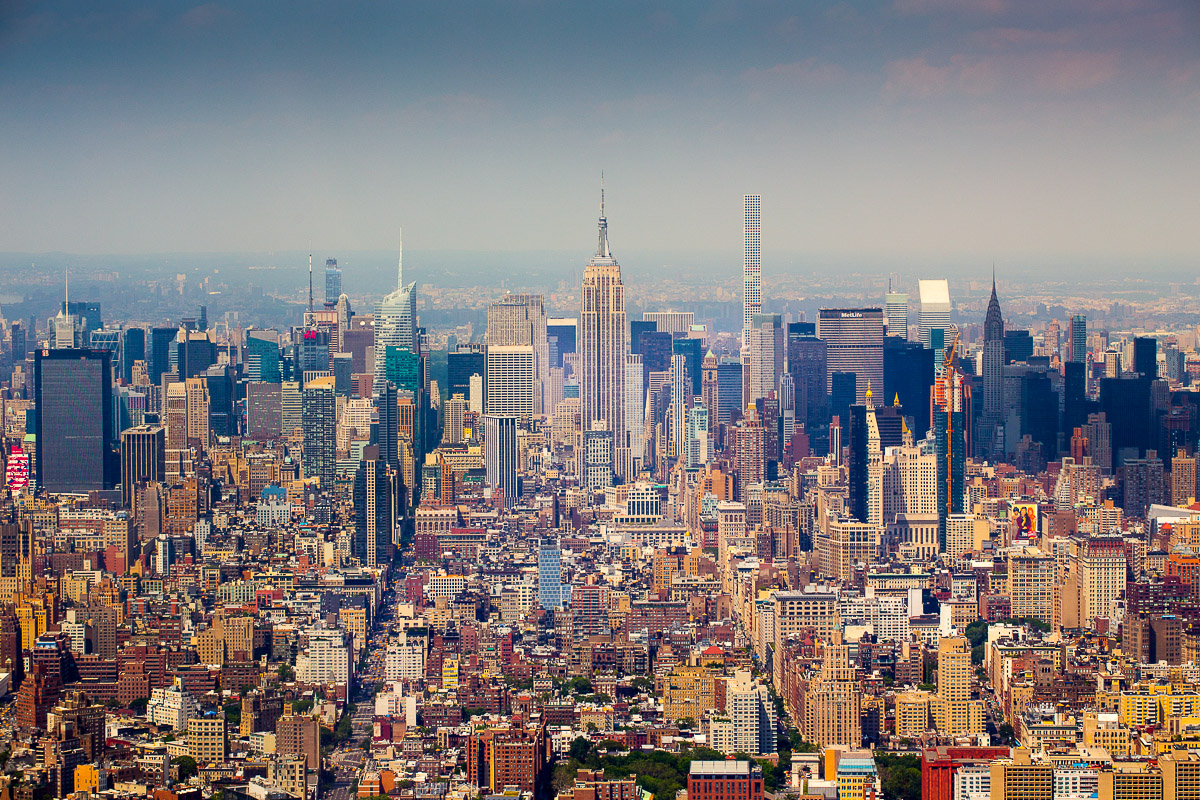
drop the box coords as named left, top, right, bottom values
left=741, top=195, right=761, bottom=407
left=742, top=195, right=761, bottom=334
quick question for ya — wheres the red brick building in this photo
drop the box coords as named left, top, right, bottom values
left=687, top=760, right=764, bottom=800
left=921, top=746, right=1011, bottom=800
left=466, top=722, right=547, bottom=794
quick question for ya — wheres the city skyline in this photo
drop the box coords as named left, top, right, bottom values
left=1, top=1, right=1197, bottom=266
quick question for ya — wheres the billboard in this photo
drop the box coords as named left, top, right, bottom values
left=5, top=446, right=29, bottom=493
left=1010, top=502, right=1039, bottom=539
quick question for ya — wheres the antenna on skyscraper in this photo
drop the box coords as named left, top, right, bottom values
left=397, top=227, right=404, bottom=289
left=308, top=251, right=314, bottom=313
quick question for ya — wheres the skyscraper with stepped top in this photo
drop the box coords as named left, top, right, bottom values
left=579, top=179, right=628, bottom=481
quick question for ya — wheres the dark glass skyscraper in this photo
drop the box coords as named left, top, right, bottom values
left=1004, top=330, right=1034, bottom=364
left=1070, top=315, right=1087, bottom=363
left=177, top=331, right=216, bottom=380
left=883, top=338, right=933, bottom=438
left=638, top=331, right=672, bottom=387
left=547, top=319, right=577, bottom=368
left=324, top=258, right=342, bottom=308
left=447, top=345, right=486, bottom=401
left=121, top=327, right=145, bottom=385
left=787, top=324, right=828, bottom=438
left=628, top=320, right=656, bottom=356
left=672, top=337, right=702, bottom=397
left=830, top=371, right=857, bottom=429
left=245, top=331, right=282, bottom=383
left=715, top=357, right=743, bottom=427
left=1134, top=336, right=1158, bottom=380
left=35, top=349, right=117, bottom=492
left=149, top=327, right=177, bottom=384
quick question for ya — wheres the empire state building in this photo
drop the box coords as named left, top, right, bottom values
left=579, top=181, right=629, bottom=481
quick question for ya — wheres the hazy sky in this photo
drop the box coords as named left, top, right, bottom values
left=1, top=0, right=1197, bottom=267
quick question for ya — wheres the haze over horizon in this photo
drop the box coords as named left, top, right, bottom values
left=2, top=0, right=1198, bottom=271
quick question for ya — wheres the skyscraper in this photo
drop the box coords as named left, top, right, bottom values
left=742, top=195, right=761, bottom=334
left=119, top=425, right=164, bottom=511
left=746, top=313, right=783, bottom=408
left=716, top=357, right=743, bottom=428
left=882, top=337, right=933, bottom=437
left=245, top=330, right=282, bottom=383
left=484, top=414, right=519, bottom=506
left=324, top=258, right=341, bottom=308
left=669, top=354, right=688, bottom=460
left=246, top=383, right=282, bottom=439
left=354, top=445, right=393, bottom=568
left=885, top=287, right=908, bottom=339
left=374, top=381, right=399, bottom=467
left=35, top=349, right=117, bottom=493
left=932, top=335, right=969, bottom=551
left=486, top=346, right=535, bottom=422
left=672, top=336, right=703, bottom=398
left=538, top=537, right=564, bottom=610
left=918, top=279, right=951, bottom=357
left=1134, top=336, right=1158, bottom=380
left=121, top=327, right=145, bottom=386
left=579, top=181, right=628, bottom=480
left=374, top=232, right=417, bottom=395
left=302, top=376, right=337, bottom=489
left=488, top=293, right=549, bottom=413
left=786, top=322, right=828, bottom=438
left=981, top=273, right=1005, bottom=457
left=148, top=327, right=176, bottom=385
left=817, top=308, right=884, bottom=405
left=846, top=390, right=883, bottom=527
left=931, top=637, right=983, bottom=736
left=448, top=344, right=486, bottom=404
left=1070, top=314, right=1087, bottom=364
left=742, top=195, right=761, bottom=409
left=625, top=353, right=645, bottom=471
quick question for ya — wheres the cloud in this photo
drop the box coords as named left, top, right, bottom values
left=743, top=58, right=846, bottom=91
left=894, top=0, right=1007, bottom=15
left=884, top=50, right=1121, bottom=99
left=883, top=57, right=953, bottom=98
left=181, top=3, right=233, bottom=30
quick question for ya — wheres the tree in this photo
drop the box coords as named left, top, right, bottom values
left=630, top=676, right=654, bottom=694
left=874, top=753, right=921, bottom=800
left=677, top=717, right=696, bottom=730
left=172, top=756, right=199, bottom=781
left=277, top=664, right=294, bottom=682
left=128, top=697, right=149, bottom=712
left=998, top=723, right=1015, bottom=743
left=964, top=619, right=989, bottom=648
left=569, top=737, right=593, bottom=762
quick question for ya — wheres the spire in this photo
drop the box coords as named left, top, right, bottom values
left=596, top=172, right=611, bottom=259
left=397, top=227, right=404, bottom=289
left=64, top=265, right=69, bottom=313
left=985, top=265, right=1004, bottom=342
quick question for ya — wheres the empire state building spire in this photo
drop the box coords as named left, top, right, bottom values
left=596, top=173, right=611, bottom=260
